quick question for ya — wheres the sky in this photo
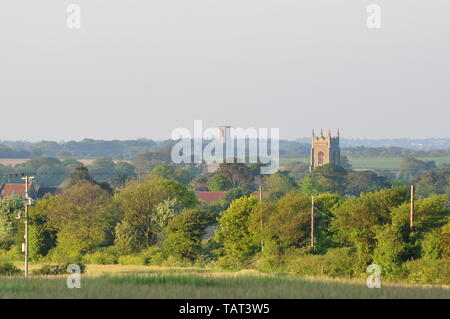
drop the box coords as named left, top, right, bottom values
left=0, top=1, right=449, bottom=141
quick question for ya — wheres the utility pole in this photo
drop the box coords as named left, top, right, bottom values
left=20, top=175, right=34, bottom=277
left=410, top=185, right=414, bottom=230
left=311, top=195, right=315, bottom=248
left=258, top=175, right=264, bottom=253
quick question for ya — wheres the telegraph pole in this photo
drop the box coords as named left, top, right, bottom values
left=258, top=175, right=264, bottom=253
left=20, top=175, right=34, bottom=277
left=410, top=185, right=414, bottom=230
left=311, top=195, right=315, bottom=248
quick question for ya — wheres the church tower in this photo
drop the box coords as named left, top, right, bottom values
left=310, top=129, right=341, bottom=172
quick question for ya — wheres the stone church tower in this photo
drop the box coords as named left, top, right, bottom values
left=310, top=129, right=341, bottom=171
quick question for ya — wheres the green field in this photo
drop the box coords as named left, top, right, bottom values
left=0, top=265, right=448, bottom=299
left=279, top=156, right=450, bottom=170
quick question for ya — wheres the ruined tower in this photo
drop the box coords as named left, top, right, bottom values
left=310, top=129, right=341, bottom=171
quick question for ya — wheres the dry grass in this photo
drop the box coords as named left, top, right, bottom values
left=1, top=265, right=448, bottom=299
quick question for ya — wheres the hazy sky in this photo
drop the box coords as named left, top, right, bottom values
left=0, top=1, right=449, bottom=141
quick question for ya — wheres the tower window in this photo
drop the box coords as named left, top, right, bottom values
left=318, top=151, right=324, bottom=165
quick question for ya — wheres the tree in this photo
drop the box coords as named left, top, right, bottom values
left=0, top=196, right=23, bottom=250
left=112, top=161, right=137, bottom=188
left=162, top=209, right=208, bottom=262
left=28, top=195, right=58, bottom=260
left=115, top=177, right=198, bottom=250
left=219, top=163, right=254, bottom=190
left=150, top=165, right=176, bottom=181
left=281, top=161, right=309, bottom=182
left=114, top=220, right=146, bottom=254
left=63, top=166, right=93, bottom=188
left=413, top=170, right=450, bottom=197
left=45, top=182, right=115, bottom=256
left=399, top=156, right=436, bottom=181
left=190, top=174, right=210, bottom=191
left=345, top=170, right=389, bottom=196
left=253, top=192, right=312, bottom=250
left=340, top=155, right=353, bottom=169
left=331, top=186, right=409, bottom=271
left=261, top=173, right=296, bottom=201
left=309, top=164, right=348, bottom=195
left=299, top=176, right=325, bottom=195
left=152, top=198, right=183, bottom=240
left=222, top=188, right=252, bottom=207
left=89, top=158, right=116, bottom=182
left=215, top=196, right=259, bottom=268
left=207, top=172, right=232, bottom=191
left=372, top=225, right=407, bottom=279
left=149, top=165, right=192, bottom=185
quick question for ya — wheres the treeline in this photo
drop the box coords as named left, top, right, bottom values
left=0, top=164, right=448, bottom=284
left=0, top=157, right=137, bottom=188
left=3, top=139, right=450, bottom=160
left=0, top=145, right=37, bottom=159
left=0, top=139, right=161, bottom=159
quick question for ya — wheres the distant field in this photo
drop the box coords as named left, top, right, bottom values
left=0, top=265, right=448, bottom=299
left=0, top=158, right=132, bottom=167
left=0, top=159, right=29, bottom=166
left=280, top=156, right=450, bottom=170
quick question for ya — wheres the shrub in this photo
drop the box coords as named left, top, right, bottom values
left=286, top=248, right=356, bottom=278
left=118, top=254, right=146, bottom=266
left=0, top=263, right=21, bottom=276
left=162, top=209, right=208, bottom=262
left=117, top=247, right=164, bottom=266
left=43, top=246, right=82, bottom=264
left=403, top=258, right=450, bottom=285
left=33, top=263, right=86, bottom=275
left=28, top=222, right=55, bottom=262
left=0, top=248, right=22, bottom=264
left=372, top=226, right=407, bottom=280
left=140, top=246, right=163, bottom=265
left=114, top=220, right=145, bottom=254
left=421, top=229, right=446, bottom=260
left=82, top=247, right=119, bottom=265
left=254, top=240, right=284, bottom=273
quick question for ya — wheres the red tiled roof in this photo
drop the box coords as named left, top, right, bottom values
left=0, top=184, right=27, bottom=198
left=196, top=191, right=226, bottom=203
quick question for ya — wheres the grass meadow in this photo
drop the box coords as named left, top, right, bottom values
left=0, top=265, right=449, bottom=299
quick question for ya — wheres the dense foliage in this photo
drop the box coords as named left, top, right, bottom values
left=0, top=159, right=448, bottom=284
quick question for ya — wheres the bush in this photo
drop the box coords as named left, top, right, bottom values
left=43, top=246, right=82, bottom=264
left=0, top=248, right=22, bottom=264
left=33, top=262, right=86, bottom=275
left=254, top=240, right=284, bottom=273
left=82, top=247, right=119, bottom=265
left=372, top=226, right=407, bottom=280
left=403, top=258, right=450, bottom=285
left=117, top=247, right=164, bottom=266
left=114, top=220, right=145, bottom=255
left=0, top=263, right=21, bottom=276
left=118, top=254, right=146, bottom=266
left=286, top=248, right=356, bottom=278
left=140, top=246, right=164, bottom=265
